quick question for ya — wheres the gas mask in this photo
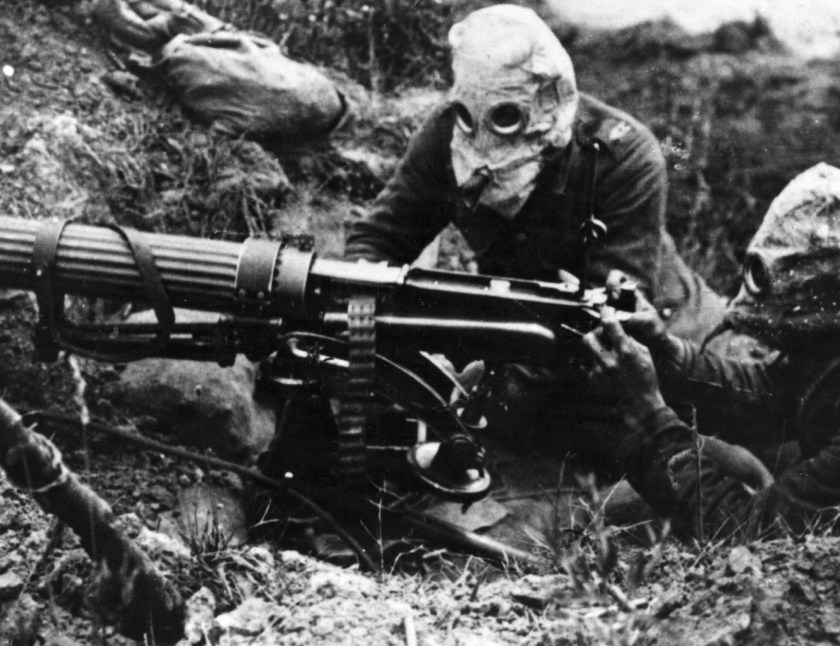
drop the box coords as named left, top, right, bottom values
left=448, top=5, right=579, bottom=219
left=724, top=162, right=840, bottom=353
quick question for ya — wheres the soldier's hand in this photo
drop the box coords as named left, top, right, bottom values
left=604, top=269, right=683, bottom=365
left=701, top=435, right=774, bottom=490
left=583, top=306, right=667, bottom=428
left=605, top=270, right=665, bottom=343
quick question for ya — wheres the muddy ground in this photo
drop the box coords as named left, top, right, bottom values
left=3, top=1, right=840, bottom=644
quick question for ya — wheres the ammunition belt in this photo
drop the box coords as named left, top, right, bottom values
left=336, top=296, right=376, bottom=484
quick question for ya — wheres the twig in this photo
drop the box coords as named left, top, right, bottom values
left=604, top=581, right=634, bottom=613
left=0, top=399, right=184, bottom=640
left=688, top=404, right=706, bottom=544
left=367, top=8, right=381, bottom=93
left=403, top=612, right=417, bottom=646
left=65, top=354, right=91, bottom=471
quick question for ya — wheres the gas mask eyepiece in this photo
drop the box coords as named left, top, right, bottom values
left=453, top=102, right=475, bottom=136
left=453, top=101, right=529, bottom=139
left=488, top=102, right=528, bottom=137
left=743, top=252, right=771, bottom=298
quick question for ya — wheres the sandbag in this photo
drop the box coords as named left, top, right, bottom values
left=157, top=32, right=347, bottom=140
left=92, top=0, right=349, bottom=141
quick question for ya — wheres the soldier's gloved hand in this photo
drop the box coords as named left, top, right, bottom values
left=605, top=269, right=684, bottom=367
left=700, top=435, right=774, bottom=490
left=583, top=306, right=668, bottom=428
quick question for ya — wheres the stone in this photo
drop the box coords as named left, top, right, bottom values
left=727, top=545, right=762, bottom=576
left=0, top=571, right=24, bottom=601
left=309, top=568, right=377, bottom=599
left=212, top=597, right=286, bottom=639
left=175, top=483, right=249, bottom=547
left=102, top=309, right=276, bottom=460
left=182, top=587, right=216, bottom=644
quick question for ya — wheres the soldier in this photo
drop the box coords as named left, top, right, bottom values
left=344, top=4, right=724, bottom=465
left=584, top=163, right=840, bottom=538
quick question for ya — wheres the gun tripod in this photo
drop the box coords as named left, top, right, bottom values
left=248, top=332, right=534, bottom=568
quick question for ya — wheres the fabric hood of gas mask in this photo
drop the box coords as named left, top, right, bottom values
left=447, top=5, right=578, bottom=218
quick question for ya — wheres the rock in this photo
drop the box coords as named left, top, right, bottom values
left=308, top=568, right=377, bottom=599
left=509, top=574, right=568, bottom=610
left=0, top=571, right=24, bottom=601
left=175, top=483, right=249, bottom=548
left=337, top=147, right=397, bottom=183
left=821, top=606, right=840, bottom=636
left=788, top=578, right=816, bottom=604
left=727, top=545, right=762, bottom=577
left=0, top=593, right=39, bottom=637
left=310, top=616, right=335, bottom=636
left=212, top=597, right=286, bottom=641
left=0, top=289, right=30, bottom=305
left=447, top=627, right=507, bottom=646
left=101, top=70, right=140, bottom=99
left=12, top=113, right=119, bottom=221
left=210, top=140, right=290, bottom=200
left=653, top=585, right=687, bottom=619
left=102, top=309, right=276, bottom=460
left=115, top=513, right=192, bottom=562
left=181, top=587, right=216, bottom=645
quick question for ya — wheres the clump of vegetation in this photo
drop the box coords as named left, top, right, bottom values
left=195, top=0, right=455, bottom=91
left=0, top=104, right=291, bottom=238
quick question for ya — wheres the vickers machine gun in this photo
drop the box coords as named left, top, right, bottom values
left=0, top=216, right=634, bottom=563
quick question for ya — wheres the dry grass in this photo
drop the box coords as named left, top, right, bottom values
left=193, top=0, right=454, bottom=92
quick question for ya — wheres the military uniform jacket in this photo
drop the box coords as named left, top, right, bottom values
left=345, top=93, right=699, bottom=312
left=621, top=341, right=840, bottom=538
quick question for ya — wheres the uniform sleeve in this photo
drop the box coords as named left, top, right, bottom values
left=343, top=109, right=454, bottom=265
left=619, top=406, right=775, bottom=540
left=766, top=436, right=840, bottom=532
left=670, top=346, right=840, bottom=531
left=588, top=126, right=667, bottom=298
left=654, top=338, right=799, bottom=445
left=621, top=401, right=840, bottom=539
left=658, top=338, right=792, bottom=410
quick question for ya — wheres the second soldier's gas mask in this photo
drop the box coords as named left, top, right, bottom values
left=447, top=5, right=580, bottom=219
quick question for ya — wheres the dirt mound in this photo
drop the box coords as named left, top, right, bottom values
left=647, top=537, right=840, bottom=645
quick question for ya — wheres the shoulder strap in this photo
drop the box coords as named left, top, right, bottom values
left=31, top=221, right=175, bottom=362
